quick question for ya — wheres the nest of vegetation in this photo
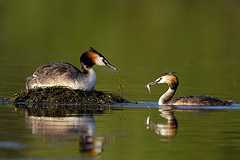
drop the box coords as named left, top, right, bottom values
left=9, top=87, right=128, bottom=104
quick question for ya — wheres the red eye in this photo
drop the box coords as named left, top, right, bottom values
left=157, top=78, right=162, bottom=82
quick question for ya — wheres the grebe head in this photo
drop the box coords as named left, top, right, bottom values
left=147, top=72, right=179, bottom=90
left=80, top=47, right=118, bottom=70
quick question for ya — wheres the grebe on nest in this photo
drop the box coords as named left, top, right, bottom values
left=146, top=72, right=232, bottom=106
left=26, top=47, right=118, bottom=91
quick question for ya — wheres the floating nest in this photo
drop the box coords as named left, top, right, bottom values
left=8, top=87, right=128, bottom=105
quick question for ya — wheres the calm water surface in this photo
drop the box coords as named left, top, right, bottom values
left=1, top=0, right=240, bottom=159
left=0, top=103, right=240, bottom=160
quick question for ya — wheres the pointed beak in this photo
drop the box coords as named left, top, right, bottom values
left=106, top=63, right=118, bottom=71
left=103, top=59, right=118, bottom=71
left=146, top=79, right=159, bottom=86
left=145, top=79, right=159, bottom=94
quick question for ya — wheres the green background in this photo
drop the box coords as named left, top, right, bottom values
left=0, top=0, right=240, bottom=103
left=0, top=1, right=240, bottom=159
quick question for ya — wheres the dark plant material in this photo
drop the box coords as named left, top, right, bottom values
left=9, top=87, right=129, bottom=104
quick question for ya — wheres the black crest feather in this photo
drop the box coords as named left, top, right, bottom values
left=89, top=47, right=100, bottom=54
left=89, top=47, right=105, bottom=58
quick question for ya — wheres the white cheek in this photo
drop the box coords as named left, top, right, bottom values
left=159, top=77, right=167, bottom=84
left=95, top=57, right=105, bottom=66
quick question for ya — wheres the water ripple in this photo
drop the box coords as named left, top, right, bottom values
left=0, top=141, right=27, bottom=149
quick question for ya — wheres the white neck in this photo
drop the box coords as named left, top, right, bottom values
left=80, top=68, right=96, bottom=91
left=158, top=87, right=176, bottom=105
left=69, top=67, right=96, bottom=91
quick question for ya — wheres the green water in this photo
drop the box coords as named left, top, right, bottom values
left=1, top=104, right=240, bottom=160
left=1, top=0, right=240, bottom=159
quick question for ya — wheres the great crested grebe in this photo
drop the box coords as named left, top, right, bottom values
left=26, top=47, right=118, bottom=91
left=146, top=72, right=232, bottom=106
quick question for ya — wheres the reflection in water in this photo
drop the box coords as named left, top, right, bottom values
left=146, top=106, right=178, bottom=137
left=26, top=115, right=95, bottom=136
left=17, top=104, right=108, bottom=155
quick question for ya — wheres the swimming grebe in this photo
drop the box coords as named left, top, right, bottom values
left=146, top=72, right=232, bottom=106
left=26, top=47, right=118, bottom=91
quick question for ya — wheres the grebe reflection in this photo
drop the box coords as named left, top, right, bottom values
left=24, top=105, right=104, bottom=155
left=146, top=106, right=178, bottom=137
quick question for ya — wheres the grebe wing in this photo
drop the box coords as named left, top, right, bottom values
left=33, top=61, right=81, bottom=79
left=170, top=95, right=232, bottom=106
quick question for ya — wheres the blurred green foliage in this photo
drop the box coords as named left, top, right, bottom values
left=0, top=0, right=240, bottom=102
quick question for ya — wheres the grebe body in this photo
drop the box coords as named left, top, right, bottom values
left=26, top=47, right=118, bottom=91
left=146, top=72, right=232, bottom=106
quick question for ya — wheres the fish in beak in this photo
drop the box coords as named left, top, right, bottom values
left=145, top=78, right=161, bottom=94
